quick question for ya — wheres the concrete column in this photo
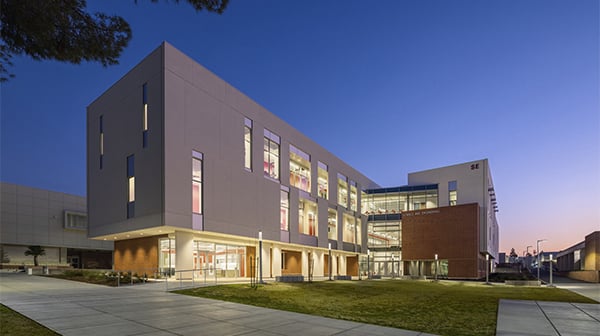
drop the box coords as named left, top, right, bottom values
left=175, top=231, right=194, bottom=274
left=261, top=244, right=270, bottom=279
left=272, top=246, right=282, bottom=277
left=339, top=255, right=347, bottom=275
left=301, top=250, right=308, bottom=276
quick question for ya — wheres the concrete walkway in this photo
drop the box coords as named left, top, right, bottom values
left=0, top=273, right=435, bottom=336
left=496, top=274, right=600, bottom=336
left=496, top=300, right=599, bottom=336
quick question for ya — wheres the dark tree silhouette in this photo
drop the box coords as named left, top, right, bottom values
left=0, top=0, right=229, bottom=81
left=24, top=245, right=46, bottom=266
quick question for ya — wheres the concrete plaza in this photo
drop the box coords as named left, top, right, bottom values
left=1, top=272, right=598, bottom=336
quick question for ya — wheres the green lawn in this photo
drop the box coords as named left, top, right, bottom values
left=176, top=280, right=597, bottom=336
left=0, top=305, right=59, bottom=336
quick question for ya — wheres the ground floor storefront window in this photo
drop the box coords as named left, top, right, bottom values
left=194, top=242, right=246, bottom=278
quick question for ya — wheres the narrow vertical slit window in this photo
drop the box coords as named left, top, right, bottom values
left=127, top=155, right=135, bottom=218
left=244, top=117, right=252, bottom=170
left=280, top=187, right=289, bottom=231
left=142, top=83, right=148, bottom=148
left=99, top=115, right=104, bottom=169
left=192, top=151, right=203, bottom=214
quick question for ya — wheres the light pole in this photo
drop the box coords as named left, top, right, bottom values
left=549, top=254, right=554, bottom=287
left=391, top=254, right=395, bottom=279
left=328, top=243, right=332, bottom=281
left=485, top=254, right=489, bottom=284
left=536, top=239, right=547, bottom=283
left=259, top=231, right=265, bottom=284
left=367, top=249, right=370, bottom=280
left=434, top=254, right=438, bottom=281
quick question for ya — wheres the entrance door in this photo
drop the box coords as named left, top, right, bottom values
left=68, top=256, right=80, bottom=269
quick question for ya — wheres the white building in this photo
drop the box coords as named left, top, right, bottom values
left=0, top=182, right=113, bottom=269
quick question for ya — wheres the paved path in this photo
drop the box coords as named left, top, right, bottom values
left=542, top=273, right=600, bottom=303
left=0, top=273, right=435, bottom=336
left=496, top=300, right=599, bottom=336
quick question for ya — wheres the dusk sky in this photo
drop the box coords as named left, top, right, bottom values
left=1, top=0, right=598, bottom=254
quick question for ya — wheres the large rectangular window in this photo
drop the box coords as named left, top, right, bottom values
left=289, top=144, right=311, bottom=192
left=449, top=180, right=457, bottom=206
left=350, top=181, right=358, bottom=211
left=318, top=161, right=328, bottom=199
left=263, top=129, right=280, bottom=180
left=142, top=83, right=148, bottom=148
left=280, top=187, right=289, bottom=231
left=343, top=214, right=356, bottom=243
left=244, top=118, right=252, bottom=170
left=127, top=155, right=135, bottom=218
left=99, top=115, right=104, bottom=169
left=192, top=151, right=203, bottom=214
left=337, top=173, right=348, bottom=208
left=327, top=208, right=337, bottom=240
left=299, top=198, right=317, bottom=236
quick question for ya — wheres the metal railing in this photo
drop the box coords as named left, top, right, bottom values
left=165, top=268, right=219, bottom=291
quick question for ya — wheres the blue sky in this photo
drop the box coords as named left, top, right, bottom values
left=1, top=0, right=598, bottom=253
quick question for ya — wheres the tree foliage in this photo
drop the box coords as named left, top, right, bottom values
left=0, top=0, right=229, bottom=82
left=24, top=245, right=46, bottom=266
left=508, top=248, right=518, bottom=263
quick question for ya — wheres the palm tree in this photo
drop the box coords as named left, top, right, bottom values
left=24, top=245, right=45, bottom=266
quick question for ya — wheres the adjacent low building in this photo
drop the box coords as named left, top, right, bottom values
left=557, top=231, right=600, bottom=283
left=86, top=42, right=499, bottom=280
left=0, top=182, right=113, bottom=269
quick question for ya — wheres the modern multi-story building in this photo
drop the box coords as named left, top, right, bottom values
left=363, top=160, right=499, bottom=279
left=87, top=42, right=499, bottom=279
left=0, top=182, right=113, bottom=269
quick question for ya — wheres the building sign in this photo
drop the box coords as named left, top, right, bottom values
left=403, top=209, right=440, bottom=217
left=470, top=163, right=479, bottom=170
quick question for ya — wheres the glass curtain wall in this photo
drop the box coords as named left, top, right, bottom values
left=362, top=189, right=438, bottom=215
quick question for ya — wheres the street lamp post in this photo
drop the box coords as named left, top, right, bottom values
left=434, top=254, right=438, bottom=281
left=549, top=254, right=554, bottom=287
left=485, top=254, right=489, bottom=284
left=391, top=254, right=395, bottom=279
left=328, top=243, right=332, bottom=281
left=536, top=239, right=547, bottom=283
left=259, top=231, right=264, bottom=284
left=367, top=249, right=370, bottom=280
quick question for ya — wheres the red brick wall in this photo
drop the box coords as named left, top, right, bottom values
left=402, top=203, right=481, bottom=278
